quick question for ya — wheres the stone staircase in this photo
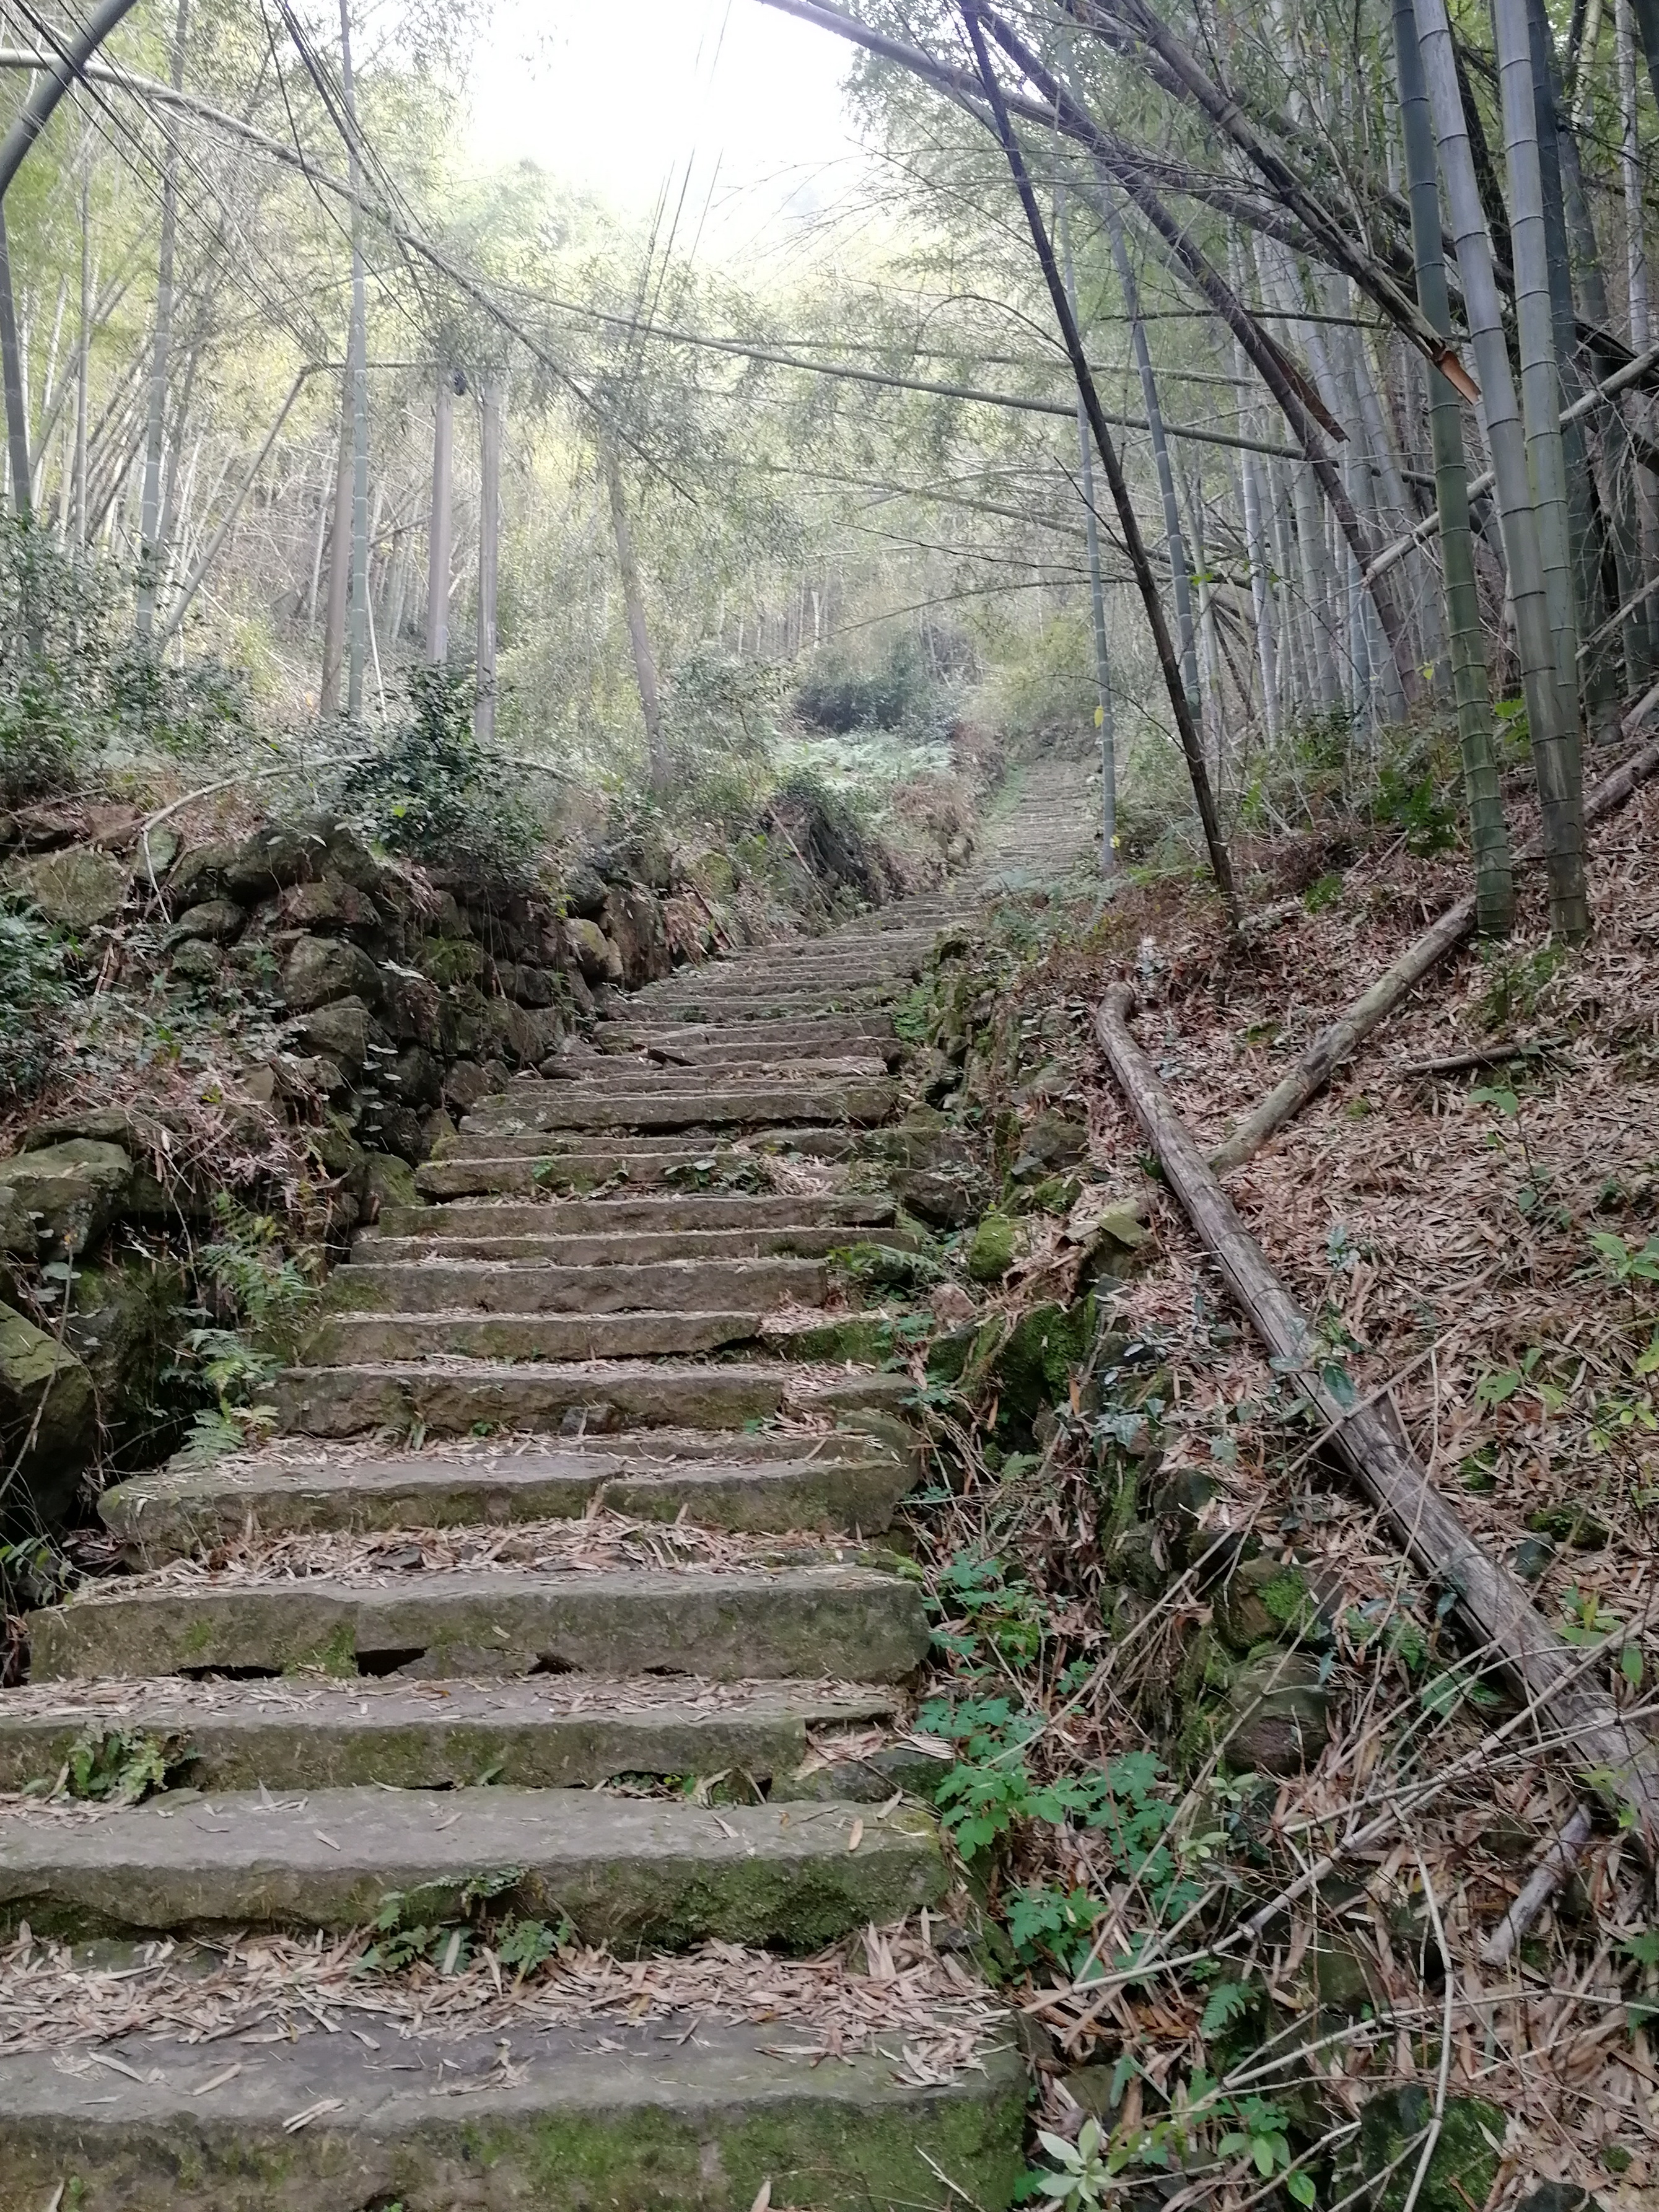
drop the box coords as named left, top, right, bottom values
left=0, top=764, right=1101, bottom=2210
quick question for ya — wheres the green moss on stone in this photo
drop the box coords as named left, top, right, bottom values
left=1350, top=2087, right=1505, bottom=2212
left=965, top=1212, right=1016, bottom=1282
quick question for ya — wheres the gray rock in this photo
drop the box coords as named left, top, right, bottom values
left=442, top=1060, right=491, bottom=1111
left=63, top=1254, right=190, bottom=1459
left=603, top=886, right=672, bottom=987
left=168, top=939, right=222, bottom=988
left=0, top=1301, right=96, bottom=1525
left=389, top=1046, right=443, bottom=1111
left=0, top=1140, right=134, bottom=1252
left=890, top=1166, right=984, bottom=1229
left=1010, top=1108, right=1089, bottom=1181
left=225, top=820, right=332, bottom=900
left=167, top=899, right=244, bottom=945
left=3, top=846, right=129, bottom=930
left=380, top=965, right=442, bottom=1047
left=0, top=1186, right=28, bottom=1255
left=299, top=997, right=376, bottom=1069
left=514, top=963, right=556, bottom=1007
left=165, top=842, right=238, bottom=907
left=282, top=933, right=382, bottom=1012
left=564, top=916, right=615, bottom=981
left=278, top=873, right=382, bottom=936
left=1222, top=1648, right=1332, bottom=1775
left=562, top=863, right=609, bottom=917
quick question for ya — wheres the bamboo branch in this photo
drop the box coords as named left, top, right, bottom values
left=1479, top=1803, right=1595, bottom=1966
left=1095, top=981, right=1659, bottom=1848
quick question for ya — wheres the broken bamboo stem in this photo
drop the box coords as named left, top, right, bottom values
left=1479, top=1802, right=1595, bottom=1966
left=1209, top=730, right=1659, bottom=1173
left=1095, top=979, right=1659, bottom=1847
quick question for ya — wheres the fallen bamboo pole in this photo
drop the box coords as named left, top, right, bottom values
left=1095, top=979, right=1659, bottom=1848
left=1210, top=729, right=1659, bottom=1174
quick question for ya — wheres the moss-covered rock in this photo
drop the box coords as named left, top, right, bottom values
left=3, top=844, right=129, bottom=929
left=976, top=1299, right=1097, bottom=1442
left=1212, top=1556, right=1328, bottom=1652
left=0, top=1301, right=96, bottom=1525
left=965, top=1211, right=1017, bottom=1282
left=1218, top=1647, right=1332, bottom=1775
left=1348, top=2086, right=1505, bottom=2212
left=63, top=1254, right=190, bottom=1464
left=282, top=933, right=382, bottom=1013
left=0, top=1139, right=135, bottom=1252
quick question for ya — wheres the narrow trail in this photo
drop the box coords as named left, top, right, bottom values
left=0, top=761, right=1100, bottom=2211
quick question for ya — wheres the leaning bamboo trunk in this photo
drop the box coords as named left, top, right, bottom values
left=1393, top=0, right=1515, bottom=934
left=1097, top=982, right=1659, bottom=1847
left=1415, top=0, right=1590, bottom=940
left=135, top=0, right=187, bottom=638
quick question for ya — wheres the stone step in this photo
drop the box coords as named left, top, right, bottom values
left=274, top=1359, right=915, bottom=1441
left=0, top=1783, right=943, bottom=1946
left=620, top=992, right=895, bottom=1025
left=597, top=1014, right=897, bottom=1054
left=0, top=1675, right=901, bottom=1793
left=100, top=1432, right=914, bottom=1555
left=377, top=1191, right=889, bottom=1238
left=551, top=1052, right=891, bottom=1086
left=352, top=1222, right=880, bottom=1265
left=0, top=2019, right=1024, bottom=2211
left=331, top=1253, right=830, bottom=1314
left=28, top=1563, right=930, bottom=1684
left=416, top=1152, right=834, bottom=1197
left=424, top=1126, right=864, bottom=1176
left=307, top=1309, right=773, bottom=1364
left=458, top=1079, right=898, bottom=1132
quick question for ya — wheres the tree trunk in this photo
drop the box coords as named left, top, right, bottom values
left=319, top=408, right=351, bottom=717
left=602, top=436, right=668, bottom=793
left=74, top=141, right=89, bottom=549
left=426, top=369, right=453, bottom=663
left=476, top=374, right=502, bottom=745
left=136, top=0, right=188, bottom=638
left=1394, top=0, right=1515, bottom=934
left=1617, top=0, right=1659, bottom=669
left=1416, top=0, right=1589, bottom=939
left=1108, top=202, right=1199, bottom=715
left=338, top=0, right=369, bottom=720
left=0, top=208, right=30, bottom=519
left=1062, top=198, right=1115, bottom=875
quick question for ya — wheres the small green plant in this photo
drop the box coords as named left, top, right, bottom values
left=926, top=1554, right=1048, bottom=1670
left=0, top=904, right=67, bottom=1103
left=58, top=1726, right=193, bottom=1805
left=342, top=660, right=537, bottom=876
left=361, top=1865, right=571, bottom=1978
left=1022, top=2115, right=1113, bottom=2207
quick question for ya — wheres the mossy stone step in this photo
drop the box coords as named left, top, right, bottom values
left=596, top=1013, right=898, bottom=1054
left=356, top=1224, right=883, bottom=1266
left=422, top=1129, right=866, bottom=1176
left=0, top=1676, right=900, bottom=1793
left=620, top=994, right=895, bottom=1025
left=0, top=2019, right=1026, bottom=2212
left=458, top=1080, right=897, bottom=1132
left=379, top=1191, right=888, bottom=1236
left=273, top=1358, right=915, bottom=1441
left=330, top=1254, right=828, bottom=1316
left=306, top=1309, right=776, bottom=1363
left=28, top=1563, right=930, bottom=1683
left=0, top=1783, right=943, bottom=1946
left=100, top=1432, right=914, bottom=1555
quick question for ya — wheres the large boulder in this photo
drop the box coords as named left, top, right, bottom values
left=1010, top=1108, right=1090, bottom=1182
left=561, top=863, right=608, bottom=919
left=0, top=1140, right=136, bottom=1252
left=602, top=886, right=671, bottom=987
left=380, top=966, right=443, bottom=1049
left=4, top=846, right=129, bottom=930
left=1218, top=1647, right=1332, bottom=1775
left=1347, top=2088, right=1505, bottom=2212
left=282, top=934, right=383, bottom=1012
left=564, top=916, right=617, bottom=983
left=165, top=842, right=239, bottom=908
left=225, top=819, right=333, bottom=900
left=0, top=1302, right=97, bottom=1526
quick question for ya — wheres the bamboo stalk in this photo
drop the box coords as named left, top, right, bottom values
left=1095, top=982, right=1659, bottom=1847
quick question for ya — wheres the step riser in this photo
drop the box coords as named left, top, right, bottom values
left=333, top=1257, right=828, bottom=1313
left=377, top=1194, right=886, bottom=1235
left=0, top=2027, right=1026, bottom=2212
left=308, top=1313, right=765, bottom=1362
left=0, top=1786, right=942, bottom=1947
left=424, top=1127, right=863, bottom=1169
left=101, top=1451, right=913, bottom=1555
left=276, top=1365, right=790, bottom=1438
left=31, top=1571, right=928, bottom=1685
left=352, top=1226, right=875, bottom=1263
left=0, top=1700, right=891, bottom=1795
left=460, top=1083, right=896, bottom=1132
left=599, top=1016, right=897, bottom=1050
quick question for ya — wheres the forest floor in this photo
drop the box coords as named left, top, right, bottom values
left=889, top=756, right=1659, bottom=2209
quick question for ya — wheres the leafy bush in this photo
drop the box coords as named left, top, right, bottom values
left=0, top=522, right=250, bottom=803
left=795, top=634, right=932, bottom=733
left=765, top=767, right=886, bottom=902
left=342, top=661, right=537, bottom=875
left=0, top=904, right=67, bottom=1101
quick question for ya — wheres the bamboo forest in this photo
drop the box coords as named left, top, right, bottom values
left=2, top=1, right=1659, bottom=2206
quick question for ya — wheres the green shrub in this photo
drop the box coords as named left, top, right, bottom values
left=0, top=904, right=67, bottom=1102
left=343, top=661, right=537, bottom=875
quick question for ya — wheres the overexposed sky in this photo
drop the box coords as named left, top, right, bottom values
left=462, top=0, right=872, bottom=253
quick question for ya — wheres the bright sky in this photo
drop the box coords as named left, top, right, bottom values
left=462, top=0, right=873, bottom=258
